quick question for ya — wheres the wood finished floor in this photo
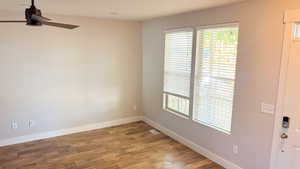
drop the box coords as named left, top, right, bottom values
left=0, top=122, right=225, bottom=169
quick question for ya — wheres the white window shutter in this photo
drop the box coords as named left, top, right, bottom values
left=163, top=30, right=193, bottom=116
left=193, top=25, right=239, bottom=133
left=164, top=31, right=193, bottom=97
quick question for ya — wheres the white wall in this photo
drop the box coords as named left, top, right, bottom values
left=0, top=11, right=142, bottom=140
left=142, top=0, right=300, bottom=169
left=3, top=0, right=300, bottom=168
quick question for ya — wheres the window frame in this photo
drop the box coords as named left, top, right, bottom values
left=163, top=92, right=190, bottom=118
left=192, top=23, right=239, bottom=134
left=162, top=23, right=239, bottom=134
left=294, top=23, right=300, bottom=41
left=162, top=28, right=195, bottom=118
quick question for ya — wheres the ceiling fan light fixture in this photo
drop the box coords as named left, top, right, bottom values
left=0, top=0, right=79, bottom=30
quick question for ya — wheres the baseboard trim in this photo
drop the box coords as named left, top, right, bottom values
left=1, top=115, right=243, bottom=169
left=143, top=117, right=243, bottom=169
left=0, top=116, right=143, bottom=147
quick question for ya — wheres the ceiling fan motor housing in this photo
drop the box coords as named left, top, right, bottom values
left=25, top=6, right=42, bottom=26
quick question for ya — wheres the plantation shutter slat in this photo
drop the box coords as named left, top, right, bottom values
left=164, top=30, right=193, bottom=97
left=193, top=26, right=239, bottom=133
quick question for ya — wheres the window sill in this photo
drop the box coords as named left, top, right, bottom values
left=192, top=119, right=231, bottom=135
left=163, top=108, right=190, bottom=120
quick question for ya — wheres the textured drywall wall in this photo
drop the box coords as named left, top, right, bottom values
left=142, top=0, right=300, bottom=168
left=0, top=12, right=142, bottom=140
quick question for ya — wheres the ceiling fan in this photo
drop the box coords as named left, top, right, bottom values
left=0, top=0, right=79, bottom=29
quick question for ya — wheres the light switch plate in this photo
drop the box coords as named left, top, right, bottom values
left=261, top=103, right=275, bottom=114
left=11, top=121, right=18, bottom=129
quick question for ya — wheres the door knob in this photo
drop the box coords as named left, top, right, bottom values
left=281, top=133, right=288, bottom=139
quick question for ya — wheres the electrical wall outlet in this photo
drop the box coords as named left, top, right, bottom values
left=233, top=145, right=239, bottom=154
left=11, top=121, right=18, bottom=129
left=133, top=105, right=137, bottom=111
left=29, top=120, right=36, bottom=128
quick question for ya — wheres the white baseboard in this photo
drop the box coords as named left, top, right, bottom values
left=143, top=117, right=243, bottom=169
left=0, top=116, right=143, bottom=147
left=1, top=115, right=243, bottom=169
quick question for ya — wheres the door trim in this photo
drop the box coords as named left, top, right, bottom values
left=269, top=10, right=297, bottom=169
left=284, top=9, right=300, bottom=23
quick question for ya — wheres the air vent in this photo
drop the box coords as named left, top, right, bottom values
left=149, top=129, right=160, bottom=135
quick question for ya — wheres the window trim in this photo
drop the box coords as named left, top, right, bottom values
left=162, top=28, right=194, bottom=118
left=192, top=23, right=239, bottom=134
left=193, top=119, right=231, bottom=135
left=163, top=92, right=190, bottom=119
left=189, top=29, right=197, bottom=118
left=164, top=27, right=194, bottom=34
left=196, top=22, right=239, bottom=30
left=294, top=23, right=300, bottom=41
left=162, top=23, right=239, bottom=134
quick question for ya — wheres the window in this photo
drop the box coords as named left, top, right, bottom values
left=163, top=30, right=193, bottom=117
left=295, top=23, right=300, bottom=38
left=162, top=24, right=239, bottom=134
left=193, top=24, right=239, bottom=133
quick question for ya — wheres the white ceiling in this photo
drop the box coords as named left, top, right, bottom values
left=1, top=0, right=243, bottom=21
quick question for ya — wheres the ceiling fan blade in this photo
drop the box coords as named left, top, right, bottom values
left=32, top=15, right=51, bottom=22
left=0, top=20, right=26, bottom=23
left=43, top=21, right=79, bottom=29
left=41, top=16, right=52, bottom=21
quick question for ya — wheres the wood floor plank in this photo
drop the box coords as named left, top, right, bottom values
left=0, top=122, right=225, bottom=169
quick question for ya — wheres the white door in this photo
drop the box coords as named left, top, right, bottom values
left=272, top=10, right=300, bottom=169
